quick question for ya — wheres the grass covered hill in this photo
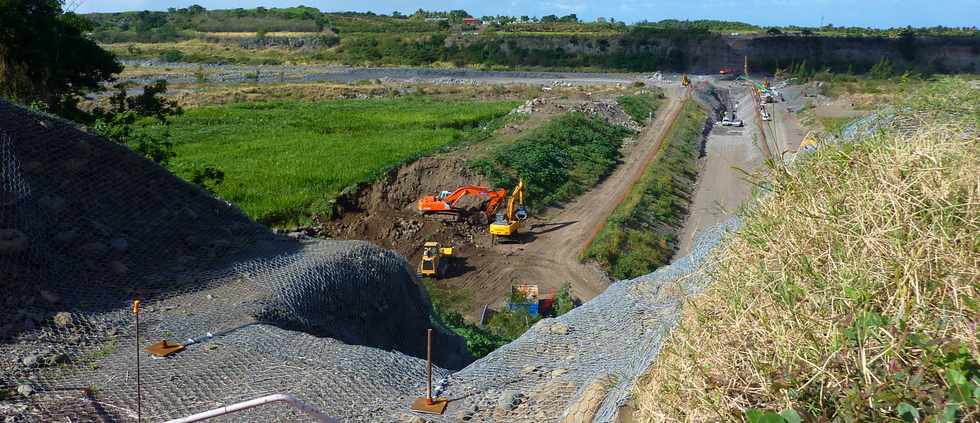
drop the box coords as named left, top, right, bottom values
left=636, top=78, right=979, bottom=422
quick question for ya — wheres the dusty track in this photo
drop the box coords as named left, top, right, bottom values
left=676, top=83, right=761, bottom=256
left=445, top=88, right=688, bottom=314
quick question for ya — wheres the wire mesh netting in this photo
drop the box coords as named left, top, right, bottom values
left=0, top=98, right=734, bottom=422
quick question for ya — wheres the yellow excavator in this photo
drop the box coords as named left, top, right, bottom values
left=681, top=74, right=691, bottom=87
left=489, top=178, right=528, bottom=242
left=418, top=241, right=453, bottom=279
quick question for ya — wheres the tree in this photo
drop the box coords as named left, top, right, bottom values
left=486, top=307, right=539, bottom=339
left=554, top=283, right=576, bottom=316
left=559, top=14, right=578, bottom=23
left=767, top=27, right=783, bottom=35
left=0, top=0, right=121, bottom=115
left=90, top=80, right=184, bottom=165
left=541, top=14, right=558, bottom=23
left=869, top=57, right=894, bottom=79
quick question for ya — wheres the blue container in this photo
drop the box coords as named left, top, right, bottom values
left=507, top=302, right=540, bottom=317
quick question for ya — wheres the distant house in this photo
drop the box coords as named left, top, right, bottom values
left=462, top=17, right=481, bottom=26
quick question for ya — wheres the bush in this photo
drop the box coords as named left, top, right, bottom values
left=158, top=48, right=184, bottom=62
left=472, top=112, right=633, bottom=208
left=486, top=307, right=540, bottom=340
left=617, top=91, right=664, bottom=122
left=553, top=283, right=576, bottom=316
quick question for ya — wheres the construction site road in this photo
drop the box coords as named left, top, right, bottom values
left=676, top=80, right=807, bottom=258
left=446, top=87, right=688, bottom=312
left=676, top=83, right=760, bottom=257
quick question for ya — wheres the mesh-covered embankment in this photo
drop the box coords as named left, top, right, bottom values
left=0, top=99, right=469, bottom=421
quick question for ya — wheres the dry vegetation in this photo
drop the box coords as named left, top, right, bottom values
left=636, top=79, right=978, bottom=422
left=165, top=82, right=543, bottom=107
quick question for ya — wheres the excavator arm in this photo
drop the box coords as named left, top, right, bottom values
left=418, top=185, right=507, bottom=221
left=440, top=186, right=499, bottom=206
left=504, top=179, right=525, bottom=221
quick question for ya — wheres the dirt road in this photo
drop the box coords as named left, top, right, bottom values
left=676, top=80, right=807, bottom=257
left=675, top=83, right=761, bottom=257
left=445, top=88, right=688, bottom=315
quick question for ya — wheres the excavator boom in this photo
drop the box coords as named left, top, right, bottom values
left=418, top=185, right=507, bottom=221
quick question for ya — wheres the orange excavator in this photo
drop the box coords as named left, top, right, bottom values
left=417, top=185, right=506, bottom=223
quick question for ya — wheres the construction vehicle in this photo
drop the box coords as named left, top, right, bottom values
left=720, top=116, right=744, bottom=127
left=799, top=131, right=819, bottom=152
left=418, top=241, right=454, bottom=279
left=760, top=106, right=772, bottom=121
left=489, top=179, right=528, bottom=241
left=417, top=185, right=506, bottom=223
left=681, top=74, right=691, bottom=87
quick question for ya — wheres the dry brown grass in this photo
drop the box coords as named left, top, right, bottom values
left=635, top=80, right=978, bottom=422
left=164, top=83, right=546, bottom=107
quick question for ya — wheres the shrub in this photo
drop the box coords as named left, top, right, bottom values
left=617, top=91, right=664, bottom=122
left=472, top=112, right=633, bottom=208
left=158, top=48, right=184, bottom=62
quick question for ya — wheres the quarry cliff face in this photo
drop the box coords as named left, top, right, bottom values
left=448, top=34, right=980, bottom=73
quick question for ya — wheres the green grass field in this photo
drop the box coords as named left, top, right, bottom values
left=141, top=98, right=517, bottom=225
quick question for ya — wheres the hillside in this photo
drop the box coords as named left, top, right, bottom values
left=636, top=78, right=979, bottom=421
left=85, top=7, right=980, bottom=73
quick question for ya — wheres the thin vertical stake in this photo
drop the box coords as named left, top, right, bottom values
left=426, top=328, right=433, bottom=405
left=133, top=299, right=141, bottom=423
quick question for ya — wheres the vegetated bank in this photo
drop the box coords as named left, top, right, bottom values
left=469, top=112, right=634, bottom=209
left=617, top=91, right=664, bottom=123
left=637, top=78, right=978, bottom=422
left=585, top=99, right=707, bottom=279
left=136, top=97, right=517, bottom=226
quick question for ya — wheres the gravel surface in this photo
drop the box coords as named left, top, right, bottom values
left=118, top=61, right=673, bottom=87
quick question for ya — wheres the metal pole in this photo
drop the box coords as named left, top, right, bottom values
left=426, top=328, right=433, bottom=405
left=132, top=299, right=141, bottom=423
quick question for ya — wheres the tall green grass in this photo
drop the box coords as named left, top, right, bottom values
left=139, top=98, right=517, bottom=226
left=584, top=100, right=705, bottom=279
left=617, top=91, right=665, bottom=123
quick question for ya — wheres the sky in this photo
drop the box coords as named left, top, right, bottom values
left=72, top=0, right=980, bottom=28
